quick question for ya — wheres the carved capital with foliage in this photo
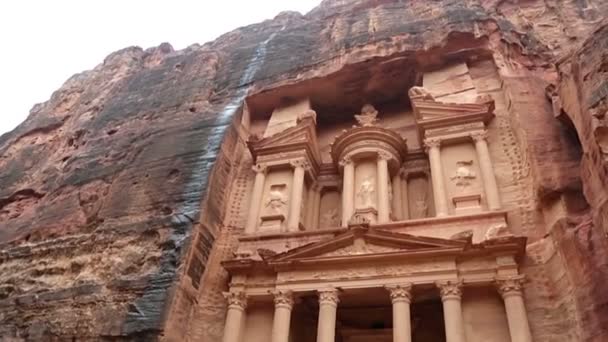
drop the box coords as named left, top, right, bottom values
left=436, top=280, right=463, bottom=300
left=386, top=283, right=413, bottom=304
left=252, top=163, right=268, bottom=174
left=423, top=138, right=442, bottom=151
left=377, top=151, right=392, bottom=161
left=223, top=291, right=248, bottom=311
left=290, top=159, right=310, bottom=171
left=272, top=290, right=294, bottom=309
left=496, top=275, right=525, bottom=298
left=339, top=155, right=354, bottom=168
left=470, top=130, right=489, bottom=142
left=318, top=288, right=340, bottom=307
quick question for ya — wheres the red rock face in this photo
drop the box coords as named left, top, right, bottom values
left=0, top=0, right=607, bottom=340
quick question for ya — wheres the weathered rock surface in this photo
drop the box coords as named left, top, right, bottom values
left=0, top=0, right=607, bottom=340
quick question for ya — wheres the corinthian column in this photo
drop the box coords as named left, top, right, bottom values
left=471, top=131, right=501, bottom=210
left=400, top=170, right=410, bottom=220
left=386, top=284, right=413, bottom=342
left=340, top=156, right=355, bottom=227
left=312, top=184, right=322, bottom=229
left=288, top=160, right=308, bottom=232
left=222, top=291, right=247, bottom=342
left=496, top=276, right=533, bottom=342
left=245, top=164, right=267, bottom=234
left=271, top=290, right=294, bottom=342
left=425, top=138, right=449, bottom=217
left=377, top=151, right=391, bottom=223
left=437, top=281, right=466, bottom=342
left=316, top=288, right=340, bottom=342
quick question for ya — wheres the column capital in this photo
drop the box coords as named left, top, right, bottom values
left=224, top=291, right=248, bottom=311
left=423, top=138, right=442, bottom=150
left=318, top=288, right=340, bottom=307
left=377, top=151, right=392, bottom=161
left=312, top=182, right=323, bottom=192
left=339, top=155, right=354, bottom=167
left=436, top=280, right=463, bottom=300
left=252, top=163, right=268, bottom=174
left=496, top=275, right=526, bottom=298
left=272, top=290, right=294, bottom=310
left=386, top=283, right=413, bottom=304
left=290, top=159, right=310, bottom=170
left=470, top=130, right=489, bottom=142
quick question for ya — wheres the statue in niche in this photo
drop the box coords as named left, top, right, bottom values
left=409, top=177, right=429, bottom=219
left=321, top=208, right=340, bottom=227
left=265, top=185, right=288, bottom=214
left=354, top=104, right=379, bottom=127
left=450, top=160, right=476, bottom=188
left=357, top=176, right=376, bottom=208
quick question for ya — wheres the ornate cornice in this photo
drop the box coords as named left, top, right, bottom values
left=272, top=290, right=294, bottom=309
left=436, top=280, right=463, bottom=300
left=318, top=288, right=340, bottom=307
left=223, top=291, right=248, bottom=310
left=496, top=275, right=525, bottom=298
left=386, top=284, right=413, bottom=304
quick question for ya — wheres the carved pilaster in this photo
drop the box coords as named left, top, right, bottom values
left=224, top=291, right=248, bottom=311
left=496, top=275, right=525, bottom=299
left=386, top=284, right=413, bottom=304
left=436, top=280, right=463, bottom=300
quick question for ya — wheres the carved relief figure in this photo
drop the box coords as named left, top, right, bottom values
left=321, top=208, right=339, bottom=227
left=265, top=185, right=288, bottom=214
left=354, top=104, right=379, bottom=127
left=450, top=160, right=476, bottom=188
left=357, top=176, right=376, bottom=207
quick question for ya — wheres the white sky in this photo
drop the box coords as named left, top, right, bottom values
left=0, top=0, right=320, bottom=135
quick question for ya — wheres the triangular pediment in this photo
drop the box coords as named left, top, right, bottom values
left=268, top=227, right=467, bottom=263
left=411, top=98, right=494, bottom=122
left=248, top=116, right=320, bottom=161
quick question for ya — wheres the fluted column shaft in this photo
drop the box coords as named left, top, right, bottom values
left=316, top=288, right=339, bottom=342
left=288, top=160, right=307, bottom=232
left=392, top=173, right=403, bottom=220
left=271, top=291, right=294, bottom=342
left=387, top=284, right=413, bottom=342
left=222, top=292, right=247, bottom=342
left=425, top=139, right=449, bottom=217
left=245, top=164, right=267, bottom=234
left=377, top=152, right=391, bottom=223
left=497, top=277, right=533, bottom=342
left=437, top=281, right=466, bottom=342
left=471, top=131, right=501, bottom=210
left=341, top=157, right=355, bottom=227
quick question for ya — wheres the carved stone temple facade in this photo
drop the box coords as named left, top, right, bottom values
left=219, top=63, right=535, bottom=342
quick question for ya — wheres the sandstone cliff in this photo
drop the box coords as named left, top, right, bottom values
left=1, top=0, right=607, bottom=340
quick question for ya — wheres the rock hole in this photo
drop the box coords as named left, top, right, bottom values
left=189, top=106, right=196, bottom=113
left=168, top=169, right=180, bottom=181
left=161, top=206, right=173, bottom=215
left=106, top=129, right=118, bottom=136
left=67, top=138, right=74, bottom=147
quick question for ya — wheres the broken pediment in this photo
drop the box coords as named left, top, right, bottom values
left=267, top=227, right=468, bottom=263
left=248, top=111, right=321, bottom=162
